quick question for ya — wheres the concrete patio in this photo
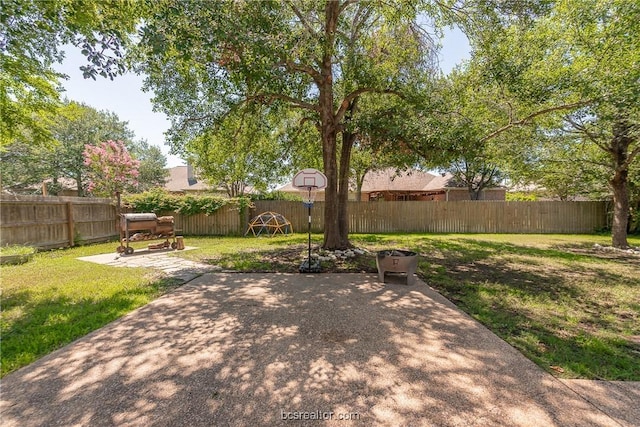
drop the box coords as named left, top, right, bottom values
left=1, top=273, right=637, bottom=426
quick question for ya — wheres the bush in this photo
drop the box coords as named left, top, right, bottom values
left=252, top=191, right=300, bottom=201
left=0, top=245, right=36, bottom=257
left=506, top=192, right=538, bottom=201
left=123, top=189, right=253, bottom=215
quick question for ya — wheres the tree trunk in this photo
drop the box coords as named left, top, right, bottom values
left=319, top=75, right=341, bottom=248
left=468, top=185, right=480, bottom=200
left=322, top=119, right=343, bottom=249
left=609, top=120, right=632, bottom=248
left=320, top=0, right=350, bottom=250
left=76, top=172, right=84, bottom=197
left=355, top=170, right=367, bottom=202
left=337, top=129, right=356, bottom=248
left=611, top=172, right=629, bottom=248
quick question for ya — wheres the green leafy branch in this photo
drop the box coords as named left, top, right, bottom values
left=123, top=189, right=253, bottom=216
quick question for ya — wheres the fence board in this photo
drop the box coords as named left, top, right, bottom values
left=169, top=205, right=245, bottom=236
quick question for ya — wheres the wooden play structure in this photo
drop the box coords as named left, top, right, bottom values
left=245, top=211, right=293, bottom=237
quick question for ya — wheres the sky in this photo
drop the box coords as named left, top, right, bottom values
left=54, top=27, right=470, bottom=169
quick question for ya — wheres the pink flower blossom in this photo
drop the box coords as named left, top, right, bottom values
left=83, top=140, right=140, bottom=197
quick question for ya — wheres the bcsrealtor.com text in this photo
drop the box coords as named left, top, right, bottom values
left=280, top=410, right=360, bottom=421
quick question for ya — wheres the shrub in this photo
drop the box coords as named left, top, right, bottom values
left=506, top=192, right=538, bottom=201
left=123, top=189, right=253, bottom=215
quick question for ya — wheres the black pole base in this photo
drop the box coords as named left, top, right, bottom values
left=299, top=258, right=322, bottom=273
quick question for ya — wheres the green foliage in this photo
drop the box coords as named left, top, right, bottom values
left=186, top=105, right=290, bottom=197
left=132, top=0, right=450, bottom=248
left=0, top=101, right=170, bottom=196
left=1, top=0, right=141, bottom=149
left=506, top=192, right=538, bottom=201
left=252, top=191, right=300, bottom=201
left=123, top=189, right=253, bottom=216
left=53, top=102, right=135, bottom=196
left=123, top=189, right=180, bottom=213
left=0, top=101, right=137, bottom=195
left=84, top=140, right=140, bottom=198
left=0, top=245, right=36, bottom=256
left=467, top=0, right=640, bottom=246
left=129, top=140, right=169, bottom=191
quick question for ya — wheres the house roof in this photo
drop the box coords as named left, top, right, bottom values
left=422, top=173, right=456, bottom=192
left=361, top=169, right=455, bottom=193
left=43, top=177, right=78, bottom=190
left=277, top=168, right=457, bottom=194
left=164, top=165, right=258, bottom=194
left=165, top=166, right=211, bottom=192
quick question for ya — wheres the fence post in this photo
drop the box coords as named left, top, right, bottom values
left=66, top=202, right=75, bottom=247
left=241, top=205, right=249, bottom=235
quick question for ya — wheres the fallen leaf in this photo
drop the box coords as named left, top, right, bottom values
left=550, top=365, right=565, bottom=373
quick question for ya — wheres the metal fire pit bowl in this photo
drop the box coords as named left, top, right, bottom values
left=376, top=250, right=418, bottom=285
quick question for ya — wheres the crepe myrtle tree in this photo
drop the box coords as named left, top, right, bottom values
left=83, top=140, right=140, bottom=212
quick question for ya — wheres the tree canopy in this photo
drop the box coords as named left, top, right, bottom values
left=133, top=0, right=446, bottom=249
left=83, top=139, right=139, bottom=198
left=6, top=0, right=638, bottom=247
left=0, top=0, right=138, bottom=148
left=469, top=0, right=640, bottom=246
left=0, top=101, right=168, bottom=196
left=185, top=105, right=290, bottom=197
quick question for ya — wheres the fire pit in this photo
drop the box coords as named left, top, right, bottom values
left=376, top=250, right=418, bottom=285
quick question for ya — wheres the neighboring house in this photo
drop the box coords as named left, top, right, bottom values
left=164, top=165, right=256, bottom=196
left=278, top=168, right=506, bottom=201
left=165, top=165, right=213, bottom=193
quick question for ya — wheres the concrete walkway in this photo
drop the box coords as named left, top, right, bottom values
left=1, top=273, right=637, bottom=426
left=77, top=247, right=219, bottom=283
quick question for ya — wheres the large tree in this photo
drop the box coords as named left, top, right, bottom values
left=83, top=140, right=140, bottom=198
left=185, top=105, right=290, bottom=197
left=0, top=101, right=135, bottom=195
left=133, top=1, right=441, bottom=249
left=473, top=0, right=640, bottom=247
left=0, top=100, right=169, bottom=195
left=51, top=101, right=135, bottom=196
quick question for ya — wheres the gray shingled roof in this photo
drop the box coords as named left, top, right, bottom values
left=278, top=168, right=456, bottom=193
left=164, top=166, right=212, bottom=192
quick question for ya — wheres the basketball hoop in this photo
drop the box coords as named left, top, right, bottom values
left=292, top=169, right=327, bottom=273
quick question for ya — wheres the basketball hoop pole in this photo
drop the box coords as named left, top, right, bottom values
left=301, top=186, right=317, bottom=272
left=292, top=168, right=326, bottom=273
left=306, top=187, right=312, bottom=267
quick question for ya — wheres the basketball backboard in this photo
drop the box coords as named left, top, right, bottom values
left=292, top=168, right=327, bottom=189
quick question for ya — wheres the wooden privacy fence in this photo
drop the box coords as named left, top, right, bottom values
left=252, top=200, right=607, bottom=234
left=1, top=195, right=117, bottom=249
left=168, top=205, right=247, bottom=236
left=0, top=197, right=607, bottom=249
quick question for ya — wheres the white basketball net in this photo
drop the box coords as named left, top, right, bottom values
left=299, top=186, right=319, bottom=205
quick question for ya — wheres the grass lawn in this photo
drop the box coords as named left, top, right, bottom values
left=1, top=233, right=638, bottom=380
left=0, top=242, right=182, bottom=377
